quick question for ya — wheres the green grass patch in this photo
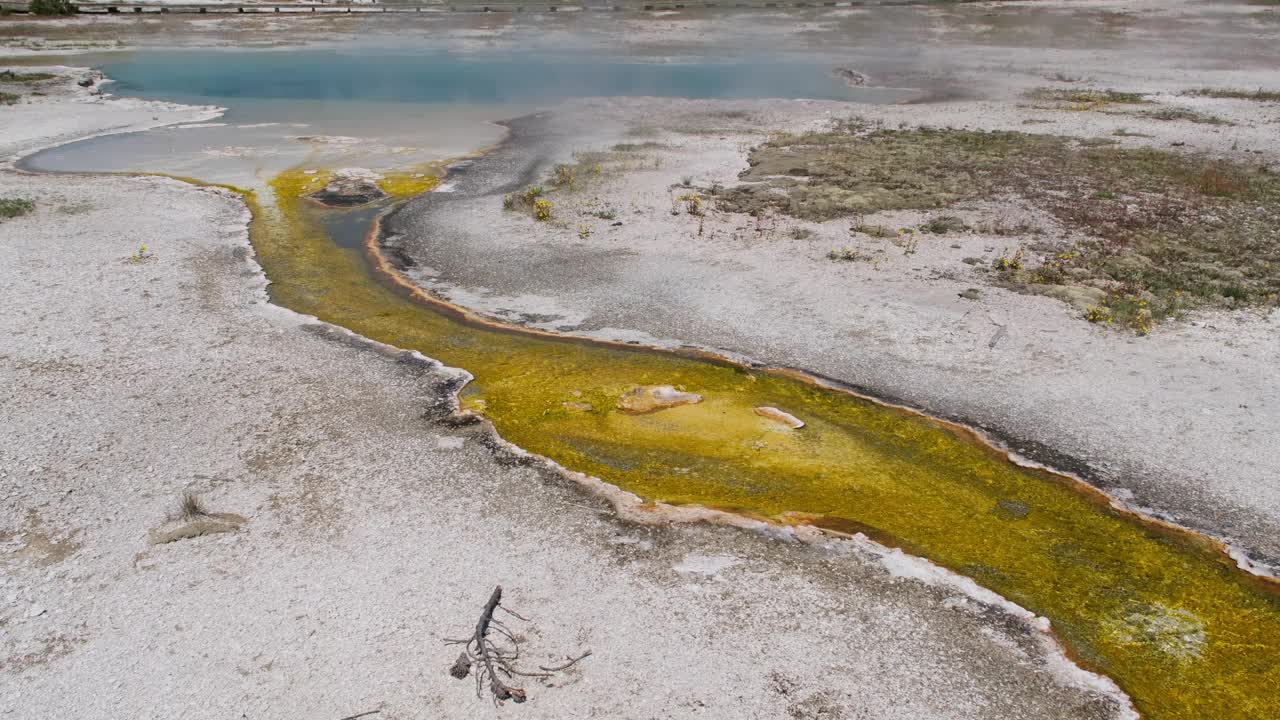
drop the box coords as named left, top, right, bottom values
left=1025, top=87, right=1148, bottom=104
left=1182, top=87, right=1280, bottom=102
left=0, top=198, right=35, bottom=220
left=0, top=70, right=57, bottom=83
left=1143, top=107, right=1231, bottom=125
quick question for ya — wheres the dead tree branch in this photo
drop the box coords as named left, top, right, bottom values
left=445, top=585, right=590, bottom=705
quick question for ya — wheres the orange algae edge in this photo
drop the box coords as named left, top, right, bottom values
left=250, top=166, right=1280, bottom=720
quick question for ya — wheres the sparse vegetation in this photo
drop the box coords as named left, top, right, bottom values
left=827, top=247, right=872, bottom=262
left=718, top=122, right=1280, bottom=331
left=0, top=92, right=21, bottom=106
left=788, top=227, right=813, bottom=240
left=611, top=141, right=663, bottom=152
left=992, top=247, right=1025, bottom=272
left=1025, top=87, right=1148, bottom=105
left=1144, top=107, right=1230, bottom=125
left=28, top=0, right=76, bottom=15
left=1182, top=87, right=1280, bottom=102
left=591, top=209, right=617, bottom=221
left=0, top=70, right=57, bottom=83
left=920, top=215, right=968, bottom=234
left=551, top=163, right=577, bottom=190
left=179, top=492, right=208, bottom=520
left=532, top=199, right=553, bottom=221
left=127, top=244, right=153, bottom=264
left=0, top=197, right=34, bottom=219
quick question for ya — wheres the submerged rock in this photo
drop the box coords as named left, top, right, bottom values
left=617, top=385, right=702, bottom=414
left=309, top=168, right=387, bottom=207
left=754, top=406, right=805, bottom=429
left=832, top=67, right=869, bottom=87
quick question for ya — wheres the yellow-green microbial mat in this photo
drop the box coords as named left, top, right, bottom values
left=253, top=169, right=1279, bottom=720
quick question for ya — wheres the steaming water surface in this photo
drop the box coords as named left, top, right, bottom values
left=27, top=47, right=912, bottom=187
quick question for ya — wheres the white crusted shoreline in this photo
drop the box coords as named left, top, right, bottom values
left=0, top=65, right=1137, bottom=720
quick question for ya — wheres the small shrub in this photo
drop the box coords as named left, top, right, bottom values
left=1198, top=164, right=1246, bottom=197
left=592, top=209, right=617, bottom=221
left=992, top=247, right=1025, bottom=272
left=683, top=195, right=703, bottom=216
left=29, top=0, right=76, bottom=15
left=551, top=164, right=576, bottom=189
left=522, top=185, right=544, bottom=204
left=827, top=247, right=871, bottom=262
left=179, top=492, right=208, bottom=520
left=127, top=245, right=153, bottom=264
left=533, top=199, right=552, bottom=221
left=1084, top=305, right=1112, bottom=324
left=0, top=92, right=20, bottom=106
left=680, top=175, right=693, bottom=187
left=921, top=215, right=968, bottom=234
left=788, top=227, right=813, bottom=240
left=1144, top=107, right=1229, bottom=125
left=892, top=228, right=919, bottom=255
left=577, top=224, right=592, bottom=239
left=0, top=197, right=34, bottom=219
left=1182, top=87, right=1280, bottom=102
left=0, top=70, right=56, bottom=83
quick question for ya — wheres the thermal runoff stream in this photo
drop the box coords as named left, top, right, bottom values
left=27, top=46, right=1280, bottom=720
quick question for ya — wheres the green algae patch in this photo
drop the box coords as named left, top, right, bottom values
left=251, top=166, right=1280, bottom=720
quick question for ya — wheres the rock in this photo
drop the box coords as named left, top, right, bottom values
left=77, top=77, right=95, bottom=88
left=617, top=385, right=702, bottom=414
left=563, top=401, right=594, bottom=413
left=958, top=288, right=982, bottom=301
left=308, top=168, right=387, bottom=207
left=832, top=67, right=869, bottom=87
left=754, top=406, right=805, bottom=429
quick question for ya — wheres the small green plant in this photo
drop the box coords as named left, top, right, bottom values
left=827, top=247, right=871, bottom=262
left=551, top=164, right=576, bottom=189
left=0, top=197, right=34, bottom=219
left=179, top=492, right=208, bottom=520
left=0, top=70, right=57, bottom=83
left=28, top=0, right=76, bottom=15
left=682, top=195, right=703, bottom=216
left=0, top=92, right=20, bottom=106
left=1093, top=189, right=1117, bottom=200
left=920, top=215, right=968, bottom=234
left=1182, top=87, right=1280, bottom=102
left=1025, top=87, right=1147, bottom=105
left=577, top=224, right=592, bottom=239
left=680, top=175, right=693, bottom=187
left=788, top=227, right=813, bottom=240
left=892, top=228, right=919, bottom=255
left=592, top=209, right=617, bottom=221
left=1144, top=107, right=1229, bottom=125
left=1084, top=305, right=1112, bottom=324
left=533, top=199, right=552, bottom=222
left=992, top=247, right=1025, bottom=272
left=128, top=244, right=153, bottom=264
